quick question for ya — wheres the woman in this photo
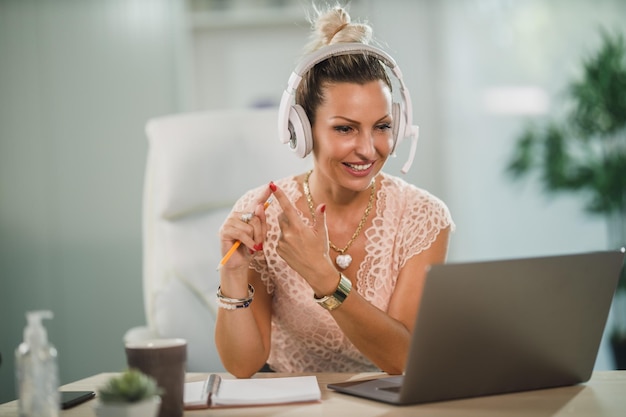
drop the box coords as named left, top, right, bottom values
left=215, top=6, right=454, bottom=378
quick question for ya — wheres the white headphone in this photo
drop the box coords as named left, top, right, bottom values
left=277, top=42, right=419, bottom=174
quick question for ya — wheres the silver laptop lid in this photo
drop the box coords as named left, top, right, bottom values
left=400, top=249, right=625, bottom=403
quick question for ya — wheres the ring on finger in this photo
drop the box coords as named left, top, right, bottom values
left=240, top=212, right=253, bottom=223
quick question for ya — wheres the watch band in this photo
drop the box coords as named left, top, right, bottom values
left=314, top=273, right=352, bottom=311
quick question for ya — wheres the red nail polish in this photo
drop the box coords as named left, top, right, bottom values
left=249, top=248, right=255, bottom=255
left=253, top=242, right=263, bottom=251
left=321, top=204, right=326, bottom=213
left=269, top=181, right=277, bottom=192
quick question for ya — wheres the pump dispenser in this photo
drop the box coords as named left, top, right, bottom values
left=15, top=310, right=59, bottom=417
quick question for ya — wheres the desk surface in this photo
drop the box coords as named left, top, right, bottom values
left=1, top=371, right=625, bottom=417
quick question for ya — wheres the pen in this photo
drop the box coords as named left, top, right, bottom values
left=216, top=196, right=273, bottom=270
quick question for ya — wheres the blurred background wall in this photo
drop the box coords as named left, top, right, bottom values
left=1, top=0, right=625, bottom=402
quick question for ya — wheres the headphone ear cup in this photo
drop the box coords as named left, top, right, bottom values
left=391, top=102, right=402, bottom=155
left=288, top=104, right=313, bottom=158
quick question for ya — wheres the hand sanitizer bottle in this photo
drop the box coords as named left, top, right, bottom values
left=15, top=310, right=59, bottom=417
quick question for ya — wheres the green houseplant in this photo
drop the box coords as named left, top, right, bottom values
left=506, top=29, right=626, bottom=368
left=93, top=368, right=162, bottom=417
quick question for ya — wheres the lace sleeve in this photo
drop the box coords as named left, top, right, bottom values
left=392, top=180, right=455, bottom=270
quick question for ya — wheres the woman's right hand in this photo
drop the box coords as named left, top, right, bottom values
left=218, top=186, right=272, bottom=273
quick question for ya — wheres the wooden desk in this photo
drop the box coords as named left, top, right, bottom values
left=1, top=371, right=625, bottom=417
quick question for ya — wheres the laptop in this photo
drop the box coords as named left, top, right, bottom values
left=328, top=249, right=625, bottom=405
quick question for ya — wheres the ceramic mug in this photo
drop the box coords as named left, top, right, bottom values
left=125, top=338, right=187, bottom=417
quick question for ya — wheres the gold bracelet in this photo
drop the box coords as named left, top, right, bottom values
left=314, top=273, right=352, bottom=311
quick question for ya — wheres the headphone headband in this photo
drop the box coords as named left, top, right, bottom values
left=278, top=43, right=419, bottom=174
left=293, top=43, right=398, bottom=78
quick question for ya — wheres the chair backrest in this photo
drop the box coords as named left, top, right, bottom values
left=142, top=107, right=311, bottom=370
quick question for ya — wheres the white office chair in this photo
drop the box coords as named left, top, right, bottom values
left=124, top=107, right=311, bottom=371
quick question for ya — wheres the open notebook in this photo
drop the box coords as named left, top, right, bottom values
left=184, top=375, right=321, bottom=409
left=329, top=249, right=625, bottom=405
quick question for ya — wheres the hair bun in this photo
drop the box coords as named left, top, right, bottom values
left=305, top=6, right=372, bottom=53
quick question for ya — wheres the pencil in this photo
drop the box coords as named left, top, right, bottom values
left=216, top=196, right=273, bottom=271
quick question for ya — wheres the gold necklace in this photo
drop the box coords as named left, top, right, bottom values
left=303, top=170, right=375, bottom=269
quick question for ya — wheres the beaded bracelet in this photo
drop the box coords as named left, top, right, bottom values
left=216, top=284, right=254, bottom=310
left=216, top=298, right=253, bottom=310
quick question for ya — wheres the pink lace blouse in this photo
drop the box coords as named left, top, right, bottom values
left=232, top=173, right=454, bottom=372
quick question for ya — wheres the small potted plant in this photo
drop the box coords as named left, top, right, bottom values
left=93, top=368, right=162, bottom=417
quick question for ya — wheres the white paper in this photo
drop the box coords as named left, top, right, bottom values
left=183, top=378, right=211, bottom=408
left=214, top=375, right=320, bottom=406
left=185, top=375, right=321, bottom=408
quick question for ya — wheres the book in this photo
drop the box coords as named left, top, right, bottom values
left=183, top=374, right=322, bottom=409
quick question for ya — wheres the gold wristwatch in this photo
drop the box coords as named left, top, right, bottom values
left=314, top=273, right=352, bottom=311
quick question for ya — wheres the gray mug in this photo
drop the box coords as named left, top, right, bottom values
left=125, top=339, right=187, bottom=417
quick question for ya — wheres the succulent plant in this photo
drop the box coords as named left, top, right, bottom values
left=98, top=369, right=162, bottom=403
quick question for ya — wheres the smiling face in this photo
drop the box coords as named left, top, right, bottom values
left=311, top=79, right=394, bottom=192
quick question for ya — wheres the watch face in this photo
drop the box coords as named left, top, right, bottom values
left=321, top=296, right=342, bottom=311
left=316, top=274, right=352, bottom=310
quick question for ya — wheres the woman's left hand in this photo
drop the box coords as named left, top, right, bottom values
left=270, top=183, right=337, bottom=295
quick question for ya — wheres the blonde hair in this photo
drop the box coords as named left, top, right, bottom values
left=296, top=5, right=391, bottom=127
left=305, top=5, right=372, bottom=53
